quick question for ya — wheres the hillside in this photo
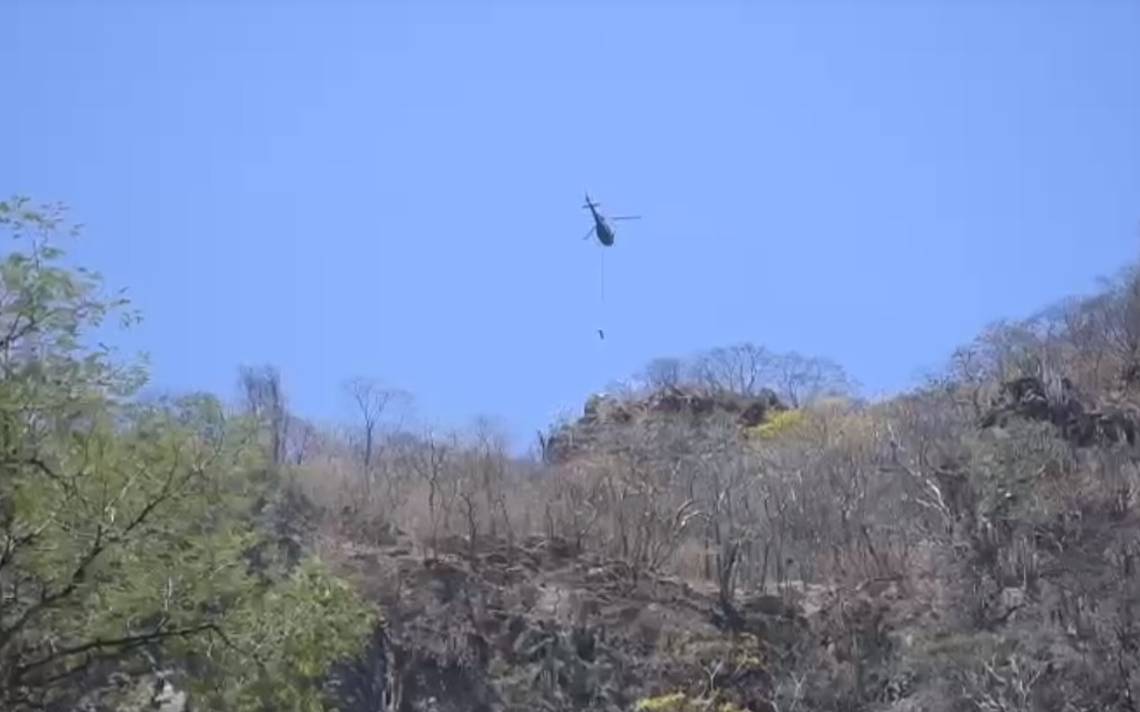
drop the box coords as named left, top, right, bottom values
left=300, top=263, right=1140, bottom=710
left=7, top=198, right=1140, bottom=711
left=305, top=262, right=1140, bottom=711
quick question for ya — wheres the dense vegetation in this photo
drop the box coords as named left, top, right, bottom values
left=0, top=198, right=376, bottom=710
left=6, top=194, right=1140, bottom=711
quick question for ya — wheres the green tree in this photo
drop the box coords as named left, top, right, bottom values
left=0, top=197, right=375, bottom=709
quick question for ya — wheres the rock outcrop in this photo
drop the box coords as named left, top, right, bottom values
left=543, top=386, right=787, bottom=464
left=980, top=375, right=1139, bottom=447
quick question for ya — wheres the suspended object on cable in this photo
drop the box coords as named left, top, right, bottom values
left=579, top=192, right=640, bottom=339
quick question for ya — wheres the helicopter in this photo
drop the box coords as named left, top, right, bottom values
left=581, top=193, right=640, bottom=247
left=580, top=193, right=640, bottom=340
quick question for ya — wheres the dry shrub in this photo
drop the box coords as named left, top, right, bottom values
left=290, top=422, right=552, bottom=562
left=270, top=256, right=1140, bottom=711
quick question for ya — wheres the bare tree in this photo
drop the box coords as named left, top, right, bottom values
left=469, top=416, right=515, bottom=546
left=238, top=364, right=288, bottom=466
left=771, top=350, right=853, bottom=407
left=643, top=357, right=685, bottom=390
left=584, top=419, right=703, bottom=579
left=409, top=428, right=458, bottom=559
left=344, top=377, right=408, bottom=472
left=689, top=342, right=771, bottom=396
left=544, top=465, right=605, bottom=553
left=686, top=342, right=855, bottom=405
left=1047, top=265, right=1140, bottom=392
left=693, top=420, right=756, bottom=612
left=284, top=415, right=319, bottom=465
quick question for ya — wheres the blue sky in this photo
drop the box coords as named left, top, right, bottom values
left=5, top=1, right=1139, bottom=448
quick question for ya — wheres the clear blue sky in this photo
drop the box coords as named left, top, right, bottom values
left=5, top=1, right=1139, bottom=449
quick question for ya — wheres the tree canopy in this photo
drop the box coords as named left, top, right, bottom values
left=0, top=197, right=375, bottom=710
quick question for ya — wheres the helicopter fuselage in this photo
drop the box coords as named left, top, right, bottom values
left=595, top=221, right=615, bottom=246
left=588, top=207, right=615, bottom=246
